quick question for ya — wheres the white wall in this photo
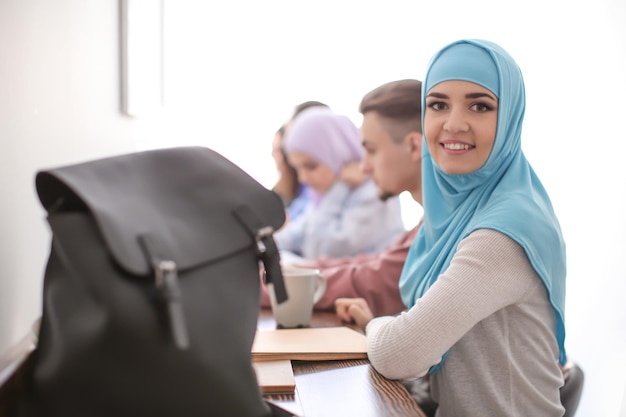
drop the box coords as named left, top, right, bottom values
left=1, top=1, right=625, bottom=416
left=0, top=1, right=136, bottom=351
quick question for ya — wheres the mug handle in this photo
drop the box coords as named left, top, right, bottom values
left=312, top=272, right=327, bottom=304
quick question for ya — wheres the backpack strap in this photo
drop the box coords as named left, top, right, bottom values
left=138, top=234, right=190, bottom=350
left=233, top=205, right=288, bottom=304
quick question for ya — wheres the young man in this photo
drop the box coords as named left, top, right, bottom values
left=262, top=79, right=423, bottom=316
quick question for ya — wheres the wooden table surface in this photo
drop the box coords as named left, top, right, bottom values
left=258, top=308, right=426, bottom=417
left=1, top=312, right=426, bottom=417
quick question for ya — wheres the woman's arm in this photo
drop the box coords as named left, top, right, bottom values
left=272, top=209, right=308, bottom=254
left=366, top=229, right=540, bottom=379
left=302, top=181, right=403, bottom=258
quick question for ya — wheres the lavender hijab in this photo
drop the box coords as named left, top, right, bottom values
left=283, top=107, right=363, bottom=201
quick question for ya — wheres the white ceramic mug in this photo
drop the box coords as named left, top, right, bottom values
left=268, top=266, right=327, bottom=328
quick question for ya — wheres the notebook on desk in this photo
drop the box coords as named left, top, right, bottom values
left=251, top=326, right=367, bottom=362
left=253, top=360, right=296, bottom=395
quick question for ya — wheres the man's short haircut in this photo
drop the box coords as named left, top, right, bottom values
left=359, top=79, right=422, bottom=143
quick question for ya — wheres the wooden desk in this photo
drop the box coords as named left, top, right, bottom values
left=1, top=313, right=426, bottom=417
left=258, top=308, right=426, bottom=417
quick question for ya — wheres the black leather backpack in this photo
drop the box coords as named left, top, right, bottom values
left=16, top=146, right=288, bottom=417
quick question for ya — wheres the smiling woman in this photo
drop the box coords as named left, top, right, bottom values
left=338, top=39, right=569, bottom=417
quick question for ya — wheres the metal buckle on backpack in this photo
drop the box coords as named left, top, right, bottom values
left=154, top=260, right=190, bottom=350
left=154, top=260, right=177, bottom=288
left=255, top=226, right=274, bottom=254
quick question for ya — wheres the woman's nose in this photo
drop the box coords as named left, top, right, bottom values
left=443, top=108, right=470, bottom=133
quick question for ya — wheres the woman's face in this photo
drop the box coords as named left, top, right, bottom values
left=287, top=152, right=337, bottom=194
left=424, top=80, right=498, bottom=175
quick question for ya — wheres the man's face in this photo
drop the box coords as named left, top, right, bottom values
left=360, top=111, right=421, bottom=200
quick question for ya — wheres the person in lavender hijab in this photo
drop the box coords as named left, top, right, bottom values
left=273, top=107, right=406, bottom=260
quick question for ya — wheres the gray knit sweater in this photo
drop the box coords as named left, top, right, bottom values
left=366, top=229, right=565, bottom=417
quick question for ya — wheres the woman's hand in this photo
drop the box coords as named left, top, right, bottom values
left=340, top=162, right=368, bottom=188
left=335, top=298, right=374, bottom=331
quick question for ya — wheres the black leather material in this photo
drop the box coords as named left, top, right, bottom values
left=561, top=362, right=584, bottom=417
left=35, top=146, right=285, bottom=276
left=17, top=147, right=287, bottom=417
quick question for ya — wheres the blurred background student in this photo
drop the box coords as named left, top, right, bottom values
left=262, top=79, right=423, bottom=317
left=270, top=101, right=329, bottom=222
left=271, top=124, right=310, bottom=221
left=273, top=106, right=405, bottom=260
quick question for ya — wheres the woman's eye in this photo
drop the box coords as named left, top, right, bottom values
left=428, top=101, right=447, bottom=111
left=471, top=103, right=493, bottom=112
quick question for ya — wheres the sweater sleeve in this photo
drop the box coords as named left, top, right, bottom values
left=272, top=207, right=308, bottom=255
left=365, top=229, right=540, bottom=380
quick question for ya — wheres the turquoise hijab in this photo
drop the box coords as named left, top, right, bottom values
left=398, top=39, right=567, bottom=373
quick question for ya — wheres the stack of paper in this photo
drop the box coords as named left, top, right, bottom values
left=251, top=327, right=367, bottom=362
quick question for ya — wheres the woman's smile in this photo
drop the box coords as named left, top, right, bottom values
left=440, top=140, right=475, bottom=153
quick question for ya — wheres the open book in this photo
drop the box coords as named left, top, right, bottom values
left=251, top=327, right=367, bottom=362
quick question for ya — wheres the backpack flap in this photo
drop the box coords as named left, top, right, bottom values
left=35, top=146, right=286, bottom=290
